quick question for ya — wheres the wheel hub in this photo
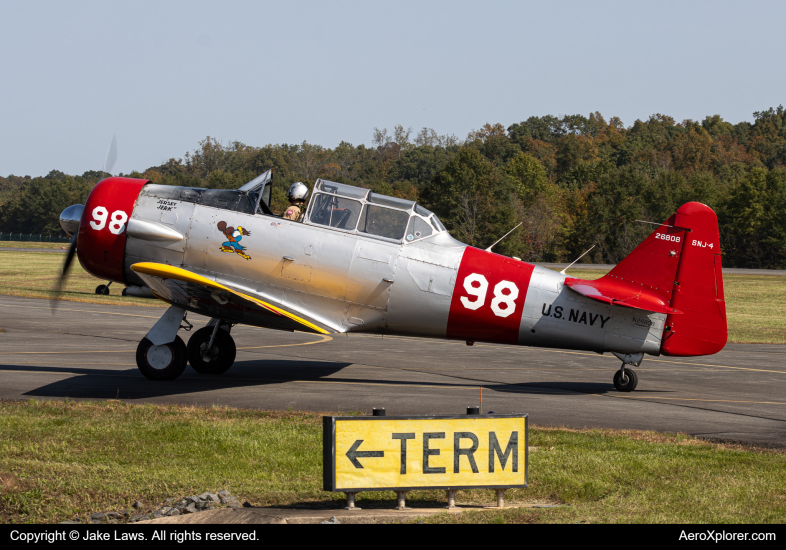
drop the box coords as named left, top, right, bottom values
left=199, top=342, right=219, bottom=363
left=146, top=344, right=173, bottom=370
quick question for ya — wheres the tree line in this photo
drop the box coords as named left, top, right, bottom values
left=2, top=107, right=786, bottom=268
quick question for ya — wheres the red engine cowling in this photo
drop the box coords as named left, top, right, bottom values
left=77, top=177, right=148, bottom=283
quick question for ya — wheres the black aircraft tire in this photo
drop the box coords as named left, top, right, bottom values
left=136, top=336, right=187, bottom=381
left=95, top=284, right=110, bottom=295
left=187, top=327, right=236, bottom=374
left=613, top=367, right=638, bottom=392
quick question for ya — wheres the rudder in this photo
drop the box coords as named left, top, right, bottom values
left=660, top=202, right=727, bottom=356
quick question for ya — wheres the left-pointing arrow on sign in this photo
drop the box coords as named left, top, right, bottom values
left=346, top=440, right=384, bottom=469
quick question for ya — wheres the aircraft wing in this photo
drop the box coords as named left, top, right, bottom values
left=564, top=277, right=681, bottom=315
left=131, top=262, right=331, bottom=334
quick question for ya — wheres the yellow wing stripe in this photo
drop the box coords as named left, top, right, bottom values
left=131, top=262, right=329, bottom=335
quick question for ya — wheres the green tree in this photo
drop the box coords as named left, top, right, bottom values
left=555, top=134, right=600, bottom=174
left=720, top=168, right=786, bottom=268
left=565, top=166, right=651, bottom=263
left=520, top=138, right=557, bottom=177
left=668, top=125, right=715, bottom=173
left=702, top=114, right=734, bottom=137
left=0, top=176, right=94, bottom=235
left=466, top=123, right=521, bottom=166
left=388, top=144, right=455, bottom=189
left=507, top=115, right=564, bottom=145
left=421, top=148, right=522, bottom=256
left=504, top=152, right=547, bottom=204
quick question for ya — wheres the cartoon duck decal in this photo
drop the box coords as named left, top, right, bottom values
left=217, top=221, right=251, bottom=260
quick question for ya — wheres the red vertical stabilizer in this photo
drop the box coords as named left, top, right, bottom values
left=566, top=202, right=727, bottom=356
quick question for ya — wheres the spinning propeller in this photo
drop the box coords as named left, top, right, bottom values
left=51, top=135, right=118, bottom=311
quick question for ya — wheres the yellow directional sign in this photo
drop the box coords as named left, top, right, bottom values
left=323, top=415, right=528, bottom=491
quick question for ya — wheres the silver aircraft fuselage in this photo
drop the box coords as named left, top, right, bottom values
left=121, top=180, right=665, bottom=356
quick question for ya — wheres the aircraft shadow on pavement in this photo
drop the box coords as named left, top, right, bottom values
left=4, top=360, right=669, bottom=401
left=5, top=360, right=352, bottom=400
left=489, top=381, right=671, bottom=396
left=489, top=381, right=616, bottom=395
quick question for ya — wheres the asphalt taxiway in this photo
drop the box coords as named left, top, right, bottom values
left=1, top=294, right=784, bottom=447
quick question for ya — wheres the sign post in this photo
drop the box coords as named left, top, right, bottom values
left=323, top=414, right=528, bottom=509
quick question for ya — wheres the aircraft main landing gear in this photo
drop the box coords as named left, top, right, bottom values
left=135, top=305, right=192, bottom=380
left=187, top=322, right=236, bottom=374
left=135, top=307, right=238, bottom=380
left=136, top=336, right=188, bottom=380
left=611, top=352, right=643, bottom=392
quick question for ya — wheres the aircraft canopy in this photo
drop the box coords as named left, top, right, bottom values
left=307, top=179, right=446, bottom=243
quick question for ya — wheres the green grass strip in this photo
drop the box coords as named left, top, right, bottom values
left=1, top=400, right=784, bottom=524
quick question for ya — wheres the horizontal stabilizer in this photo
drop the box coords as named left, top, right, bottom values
left=564, top=278, right=681, bottom=315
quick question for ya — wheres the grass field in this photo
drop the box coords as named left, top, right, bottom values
left=568, top=269, right=786, bottom=344
left=0, top=400, right=783, bottom=524
left=0, top=241, right=70, bottom=249
left=1, top=253, right=782, bottom=342
left=0, top=251, right=165, bottom=307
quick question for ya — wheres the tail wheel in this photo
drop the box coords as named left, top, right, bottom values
left=187, top=326, right=236, bottom=374
left=95, top=284, right=110, bottom=295
left=136, top=336, right=187, bottom=380
left=613, top=367, right=638, bottom=392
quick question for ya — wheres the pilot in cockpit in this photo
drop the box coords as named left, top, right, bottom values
left=282, top=182, right=309, bottom=221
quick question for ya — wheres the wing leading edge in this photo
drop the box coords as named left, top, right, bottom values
left=131, top=262, right=330, bottom=335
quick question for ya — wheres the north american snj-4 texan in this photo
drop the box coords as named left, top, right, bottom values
left=56, top=171, right=727, bottom=391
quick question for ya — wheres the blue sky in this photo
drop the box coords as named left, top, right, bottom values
left=2, top=0, right=784, bottom=177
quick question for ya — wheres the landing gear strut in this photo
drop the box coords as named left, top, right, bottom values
left=187, top=321, right=236, bottom=374
left=611, top=352, right=643, bottom=392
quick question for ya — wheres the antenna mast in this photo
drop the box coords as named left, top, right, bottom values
left=485, top=222, right=523, bottom=253
left=560, top=245, right=596, bottom=275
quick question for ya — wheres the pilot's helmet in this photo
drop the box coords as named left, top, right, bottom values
left=288, top=182, right=309, bottom=202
